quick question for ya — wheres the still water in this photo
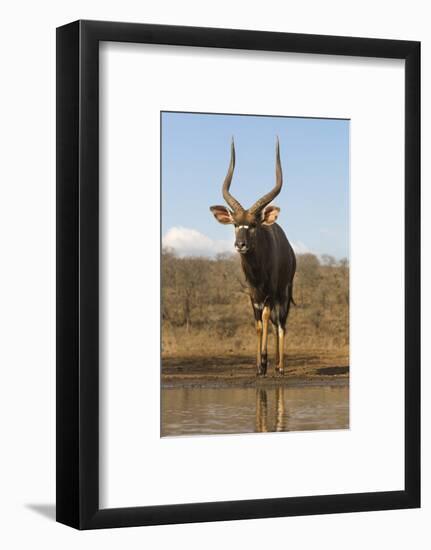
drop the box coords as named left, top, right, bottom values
left=161, top=385, right=349, bottom=436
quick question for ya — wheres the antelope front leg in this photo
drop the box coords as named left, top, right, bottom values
left=255, top=319, right=263, bottom=375
left=274, top=328, right=280, bottom=367
left=261, top=305, right=271, bottom=376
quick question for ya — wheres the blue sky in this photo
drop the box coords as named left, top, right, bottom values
left=161, top=112, right=349, bottom=260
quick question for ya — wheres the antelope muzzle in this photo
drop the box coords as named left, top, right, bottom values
left=235, top=226, right=251, bottom=254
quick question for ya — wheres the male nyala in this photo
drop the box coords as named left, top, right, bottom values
left=210, top=138, right=296, bottom=376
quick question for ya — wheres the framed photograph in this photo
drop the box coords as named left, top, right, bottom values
left=56, top=20, right=420, bottom=529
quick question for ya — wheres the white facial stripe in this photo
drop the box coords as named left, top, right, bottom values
left=238, top=225, right=249, bottom=229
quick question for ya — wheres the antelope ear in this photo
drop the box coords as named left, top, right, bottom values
left=210, top=205, right=234, bottom=225
left=261, top=205, right=280, bottom=225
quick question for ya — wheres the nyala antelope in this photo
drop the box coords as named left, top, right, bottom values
left=210, top=138, right=296, bottom=376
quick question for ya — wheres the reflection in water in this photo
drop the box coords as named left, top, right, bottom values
left=161, top=384, right=349, bottom=437
left=275, top=387, right=286, bottom=432
left=255, top=388, right=268, bottom=432
left=255, top=387, right=286, bottom=433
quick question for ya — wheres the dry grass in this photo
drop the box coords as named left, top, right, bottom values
left=162, top=251, right=349, bottom=367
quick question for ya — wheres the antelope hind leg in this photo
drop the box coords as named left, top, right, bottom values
left=260, top=305, right=271, bottom=376
left=276, top=325, right=285, bottom=375
left=276, top=298, right=291, bottom=375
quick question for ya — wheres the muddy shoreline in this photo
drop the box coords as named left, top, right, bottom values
left=162, top=352, right=349, bottom=389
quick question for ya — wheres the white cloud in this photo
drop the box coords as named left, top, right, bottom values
left=163, top=226, right=312, bottom=259
left=291, top=241, right=310, bottom=255
left=162, top=226, right=233, bottom=258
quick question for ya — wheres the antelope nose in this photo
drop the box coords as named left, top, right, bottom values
left=235, top=241, right=248, bottom=252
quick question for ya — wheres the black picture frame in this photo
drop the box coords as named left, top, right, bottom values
left=56, top=20, right=420, bottom=530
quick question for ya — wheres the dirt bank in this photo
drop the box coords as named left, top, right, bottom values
left=162, top=351, right=349, bottom=388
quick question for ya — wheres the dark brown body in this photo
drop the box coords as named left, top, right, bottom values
left=240, top=223, right=296, bottom=375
